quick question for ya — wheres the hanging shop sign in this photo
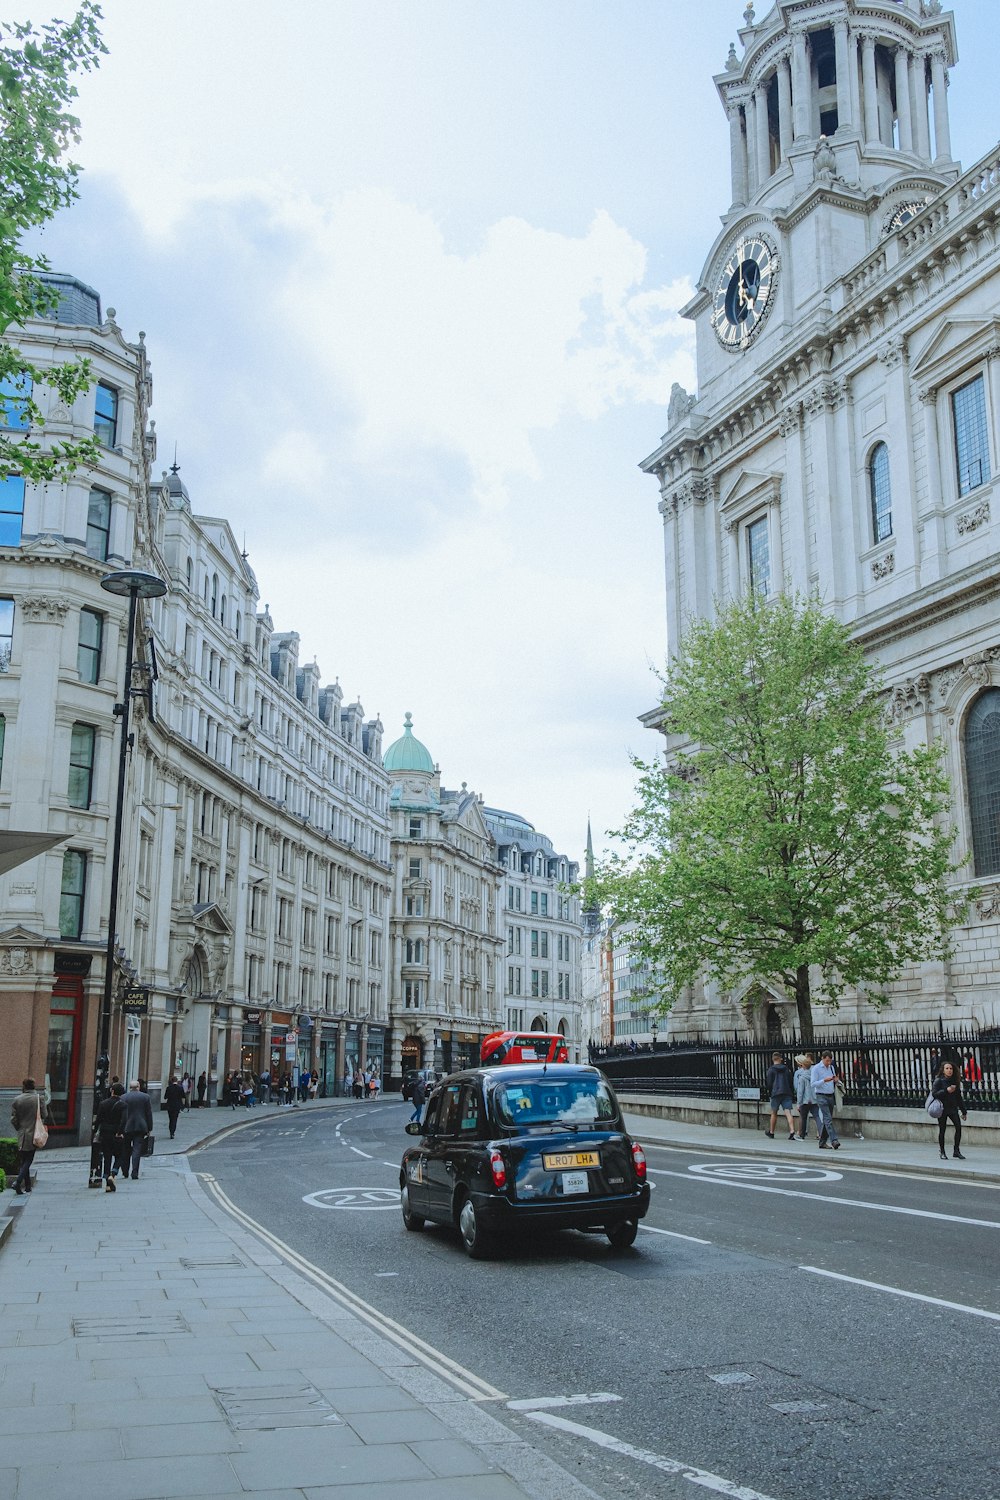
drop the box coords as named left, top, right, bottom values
left=121, top=985, right=149, bottom=1016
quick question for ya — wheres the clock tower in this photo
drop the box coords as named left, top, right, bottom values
left=642, top=3, right=1000, bottom=1037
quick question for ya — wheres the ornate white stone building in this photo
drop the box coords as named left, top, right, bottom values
left=482, top=804, right=583, bottom=1059
left=384, top=716, right=504, bottom=1076
left=640, top=0, right=1000, bottom=1038
left=0, top=276, right=391, bottom=1138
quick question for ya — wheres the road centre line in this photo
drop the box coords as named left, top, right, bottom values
left=800, top=1265, right=1000, bottom=1322
left=647, top=1167, right=1000, bottom=1229
left=640, top=1225, right=713, bottom=1245
left=198, top=1173, right=506, bottom=1402
left=520, top=1410, right=782, bottom=1500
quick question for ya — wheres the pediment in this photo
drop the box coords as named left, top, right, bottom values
left=192, top=901, right=233, bottom=937
left=719, top=468, right=782, bottom=515
left=910, top=316, right=1000, bottom=386
left=0, top=924, right=47, bottom=944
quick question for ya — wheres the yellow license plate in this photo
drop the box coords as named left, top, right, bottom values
left=542, top=1151, right=600, bottom=1171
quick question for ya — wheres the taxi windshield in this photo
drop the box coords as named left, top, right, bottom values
left=494, top=1077, right=618, bottom=1129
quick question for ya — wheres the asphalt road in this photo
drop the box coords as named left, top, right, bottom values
left=197, top=1100, right=1000, bottom=1500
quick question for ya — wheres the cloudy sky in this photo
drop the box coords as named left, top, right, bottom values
left=28, top=0, right=998, bottom=862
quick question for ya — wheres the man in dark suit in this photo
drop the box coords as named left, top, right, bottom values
left=120, top=1080, right=153, bottom=1179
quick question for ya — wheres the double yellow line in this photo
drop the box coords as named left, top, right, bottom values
left=198, top=1173, right=507, bottom=1401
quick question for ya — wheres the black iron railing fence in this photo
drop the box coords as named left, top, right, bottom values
left=591, top=1026, right=1000, bottom=1111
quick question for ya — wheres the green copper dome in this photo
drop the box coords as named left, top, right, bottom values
left=383, top=712, right=434, bottom=773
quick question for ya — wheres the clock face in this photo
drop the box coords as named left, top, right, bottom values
left=712, top=234, right=779, bottom=351
left=883, top=199, right=930, bottom=235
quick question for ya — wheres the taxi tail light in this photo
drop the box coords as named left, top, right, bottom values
left=631, top=1142, right=647, bottom=1182
left=489, top=1149, right=507, bottom=1189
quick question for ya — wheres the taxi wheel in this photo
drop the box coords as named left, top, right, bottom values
left=458, top=1196, right=494, bottom=1259
left=606, top=1218, right=639, bottom=1250
left=400, top=1184, right=425, bottom=1231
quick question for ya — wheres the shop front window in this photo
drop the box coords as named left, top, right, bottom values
left=47, top=978, right=83, bottom=1129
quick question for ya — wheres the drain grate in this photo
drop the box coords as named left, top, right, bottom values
left=72, top=1313, right=191, bottom=1340
left=769, top=1400, right=829, bottom=1415
left=179, top=1255, right=244, bottom=1269
left=212, top=1381, right=343, bottom=1431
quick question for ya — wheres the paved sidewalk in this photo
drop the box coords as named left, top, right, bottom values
left=621, top=1102, right=1000, bottom=1183
left=0, top=1150, right=598, bottom=1500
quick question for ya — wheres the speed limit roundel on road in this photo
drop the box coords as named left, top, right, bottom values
left=302, top=1187, right=399, bottom=1210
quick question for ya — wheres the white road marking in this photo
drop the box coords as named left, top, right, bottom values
left=800, top=1265, right=1000, bottom=1322
left=641, top=1139, right=1000, bottom=1193
left=302, top=1187, right=398, bottom=1211
left=688, top=1162, right=841, bottom=1184
left=199, top=1174, right=506, bottom=1401
left=648, top=1167, right=1000, bottom=1229
left=350, top=1146, right=372, bottom=1158
left=508, top=1393, right=621, bottom=1411
left=520, top=1410, right=782, bottom=1500
left=640, top=1225, right=712, bottom=1245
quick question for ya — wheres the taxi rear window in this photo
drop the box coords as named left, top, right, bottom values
left=494, top=1078, right=617, bottom=1128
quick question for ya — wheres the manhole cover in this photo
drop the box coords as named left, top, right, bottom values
left=212, top=1382, right=342, bottom=1431
left=770, top=1401, right=829, bottom=1415
left=72, top=1313, right=190, bottom=1339
left=179, top=1255, right=244, bottom=1269
left=709, top=1372, right=754, bottom=1386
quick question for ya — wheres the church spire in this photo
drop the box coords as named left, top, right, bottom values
left=583, top=816, right=600, bottom=936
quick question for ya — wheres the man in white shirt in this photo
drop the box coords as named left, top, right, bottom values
left=809, top=1052, right=842, bottom=1150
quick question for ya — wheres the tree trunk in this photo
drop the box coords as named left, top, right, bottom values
left=794, top=964, right=813, bottom=1045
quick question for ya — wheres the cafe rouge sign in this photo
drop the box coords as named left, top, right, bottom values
left=120, top=985, right=149, bottom=1016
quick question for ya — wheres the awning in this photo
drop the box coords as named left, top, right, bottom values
left=0, top=831, right=67, bottom=877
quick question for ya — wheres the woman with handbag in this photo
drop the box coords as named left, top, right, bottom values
left=931, top=1060, right=968, bottom=1160
left=10, top=1076, right=52, bottom=1194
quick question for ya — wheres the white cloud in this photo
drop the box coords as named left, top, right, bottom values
left=273, top=189, right=695, bottom=509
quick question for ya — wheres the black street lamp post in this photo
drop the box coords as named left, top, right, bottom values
left=88, top=569, right=166, bottom=1185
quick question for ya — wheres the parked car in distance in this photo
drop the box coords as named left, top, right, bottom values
left=399, top=1063, right=649, bottom=1258
left=401, top=1067, right=443, bottom=1101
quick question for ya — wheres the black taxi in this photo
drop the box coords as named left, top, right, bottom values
left=399, top=1063, right=650, bottom=1257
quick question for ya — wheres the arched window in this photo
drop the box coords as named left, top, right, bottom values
left=965, top=689, right=1000, bottom=876
left=220, top=594, right=227, bottom=626
left=869, top=442, right=892, bottom=543
left=211, top=574, right=219, bottom=617
left=185, top=556, right=192, bottom=590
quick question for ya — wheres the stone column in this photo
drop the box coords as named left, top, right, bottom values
left=755, top=81, right=771, bottom=185
left=894, top=47, right=913, bottom=152
left=861, top=37, right=878, bottom=145
left=834, top=19, right=852, bottom=130
left=931, top=50, right=952, bottom=162
left=911, top=54, right=930, bottom=158
left=729, top=104, right=748, bottom=206
left=919, top=389, right=946, bottom=584
left=792, top=30, right=810, bottom=139
left=745, top=93, right=758, bottom=195
left=777, top=58, right=793, bottom=157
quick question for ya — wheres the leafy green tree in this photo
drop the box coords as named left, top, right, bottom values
left=595, top=593, right=969, bottom=1044
left=0, top=4, right=106, bottom=482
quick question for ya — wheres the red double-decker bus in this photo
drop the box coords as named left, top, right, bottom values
left=480, top=1031, right=569, bottom=1066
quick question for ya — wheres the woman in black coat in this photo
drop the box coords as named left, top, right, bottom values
left=164, top=1075, right=185, bottom=1139
left=932, top=1061, right=968, bottom=1160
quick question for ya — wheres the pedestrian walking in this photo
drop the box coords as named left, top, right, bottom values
left=793, top=1053, right=819, bottom=1140
left=932, top=1060, right=968, bottom=1160
left=10, top=1077, right=52, bottom=1194
left=197, top=1070, right=207, bottom=1107
left=258, top=1068, right=271, bottom=1104
left=164, top=1075, right=184, bottom=1139
left=764, top=1051, right=798, bottom=1140
left=409, top=1074, right=427, bottom=1124
left=962, top=1051, right=982, bottom=1096
left=308, top=1070, right=319, bottom=1101
left=227, top=1072, right=242, bottom=1110
left=343, top=1066, right=352, bottom=1098
left=353, top=1068, right=364, bottom=1101
left=93, top=1083, right=125, bottom=1190
left=810, top=1051, right=842, bottom=1150
left=180, top=1072, right=192, bottom=1110
left=120, top=1079, right=154, bottom=1179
